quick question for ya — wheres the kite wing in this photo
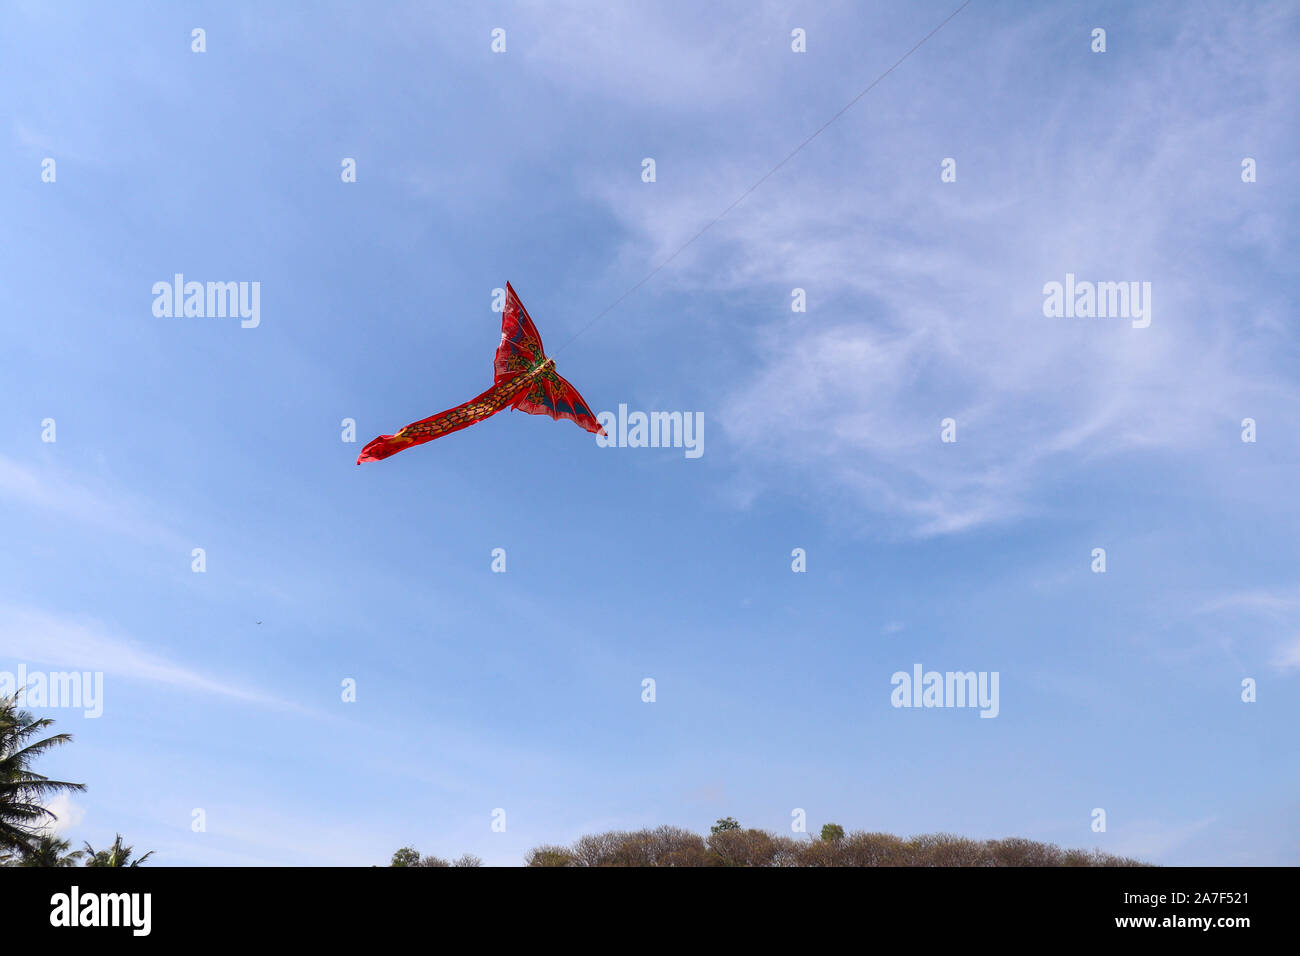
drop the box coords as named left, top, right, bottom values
left=495, top=282, right=605, bottom=436
left=512, top=365, right=606, bottom=436
left=494, top=282, right=546, bottom=384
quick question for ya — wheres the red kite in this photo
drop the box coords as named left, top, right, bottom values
left=357, top=283, right=605, bottom=464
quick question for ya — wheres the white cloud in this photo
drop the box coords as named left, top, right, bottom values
left=1194, top=586, right=1300, bottom=674
left=0, top=604, right=302, bottom=711
left=1197, top=590, right=1299, bottom=616
left=1272, top=638, right=1300, bottom=672
left=0, top=455, right=188, bottom=549
left=512, top=1, right=783, bottom=109
left=42, top=793, right=87, bottom=835
left=570, top=4, right=1300, bottom=535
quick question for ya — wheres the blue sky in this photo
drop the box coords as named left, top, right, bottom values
left=2, top=0, right=1298, bottom=865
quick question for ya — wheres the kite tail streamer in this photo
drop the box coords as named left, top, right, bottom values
left=356, top=379, right=528, bottom=464
left=355, top=432, right=415, bottom=463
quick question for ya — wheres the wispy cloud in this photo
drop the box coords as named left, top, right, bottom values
left=512, top=0, right=782, bottom=109
left=569, top=4, right=1300, bottom=535
left=1272, top=638, right=1300, bottom=672
left=0, top=455, right=189, bottom=549
left=1196, top=590, right=1299, bottom=616
left=1193, top=585, right=1300, bottom=674
left=0, top=603, right=302, bottom=711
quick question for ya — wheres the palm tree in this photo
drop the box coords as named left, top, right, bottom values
left=17, top=833, right=84, bottom=867
left=83, top=833, right=153, bottom=867
left=0, top=692, right=87, bottom=854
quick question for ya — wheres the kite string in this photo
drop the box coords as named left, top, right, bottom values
left=552, top=0, right=974, bottom=357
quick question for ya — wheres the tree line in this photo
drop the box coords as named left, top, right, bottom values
left=6, top=691, right=1149, bottom=869
left=391, top=817, right=1151, bottom=867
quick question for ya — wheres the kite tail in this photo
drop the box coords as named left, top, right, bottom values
left=356, top=434, right=408, bottom=463
left=356, top=380, right=526, bottom=464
